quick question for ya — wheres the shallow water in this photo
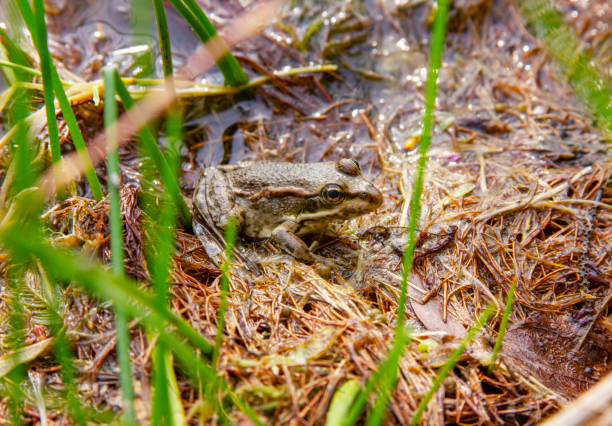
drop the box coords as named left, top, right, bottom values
left=1, top=2, right=611, bottom=423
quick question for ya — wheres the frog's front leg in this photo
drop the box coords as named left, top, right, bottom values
left=271, top=221, right=317, bottom=264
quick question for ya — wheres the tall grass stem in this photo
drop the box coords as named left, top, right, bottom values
left=342, top=1, right=451, bottom=423
left=152, top=0, right=174, bottom=79
left=112, top=72, right=193, bottom=228
left=488, top=281, right=517, bottom=374
left=103, top=66, right=137, bottom=426
left=411, top=307, right=495, bottom=425
left=213, top=218, right=238, bottom=366
left=167, top=0, right=248, bottom=86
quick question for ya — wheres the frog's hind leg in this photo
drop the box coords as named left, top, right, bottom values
left=193, top=168, right=256, bottom=273
left=203, top=167, right=244, bottom=231
left=192, top=215, right=261, bottom=275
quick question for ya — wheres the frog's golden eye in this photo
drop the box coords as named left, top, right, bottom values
left=321, top=184, right=345, bottom=204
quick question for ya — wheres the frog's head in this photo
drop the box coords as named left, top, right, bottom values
left=300, top=158, right=383, bottom=225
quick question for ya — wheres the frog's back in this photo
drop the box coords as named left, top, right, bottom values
left=222, top=161, right=338, bottom=194
left=221, top=162, right=332, bottom=237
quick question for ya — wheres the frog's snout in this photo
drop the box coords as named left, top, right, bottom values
left=361, top=185, right=383, bottom=210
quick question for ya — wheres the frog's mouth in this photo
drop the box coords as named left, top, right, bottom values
left=300, top=190, right=383, bottom=222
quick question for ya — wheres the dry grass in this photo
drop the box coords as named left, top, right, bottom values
left=1, top=0, right=610, bottom=424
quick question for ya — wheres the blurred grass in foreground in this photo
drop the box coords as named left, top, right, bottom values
left=517, top=0, right=612, bottom=135
left=103, top=66, right=137, bottom=426
left=411, top=307, right=495, bottom=425
left=0, top=0, right=256, bottom=422
left=0, top=0, right=609, bottom=423
left=16, top=0, right=104, bottom=200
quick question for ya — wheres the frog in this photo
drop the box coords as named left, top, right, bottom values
left=192, top=158, right=383, bottom=266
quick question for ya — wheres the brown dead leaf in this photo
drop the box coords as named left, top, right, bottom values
left=501, top=312, right=612, bottom=397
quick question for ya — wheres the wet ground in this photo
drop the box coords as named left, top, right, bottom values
left=1, top=0, right=611, bottom=423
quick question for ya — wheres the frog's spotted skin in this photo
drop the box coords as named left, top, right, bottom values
left=193, top=159, right=382, bottom=264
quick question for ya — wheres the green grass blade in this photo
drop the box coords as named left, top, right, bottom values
left=4, top=267, right=28, bottom=423
left=103, top=66, right=137, bottom=426
left=398, top=0, right=450, bottom=332
left=141, top=89, right=182, bottom=426
left=488, top=281, right=516, bottom=374
left=113, top=71, right=193, bottom=228
left=363, top=327, right=411, bottom=426
left=325, top=380, right=361, bottom=426
left=139, top=97, right=181, bottom=309
left=130, top=0, right=154, bottom=78
left=0, top=26, right=33, bottom=84
left=131, top=0, right=153, bottom=42
left=1, top=42, right=38, bottom=424
left=164, top=352, right=186, bottom=425
left=0, top=58, right=41, bottom=78
left=151, top=342, right=186, bottom=425
left=8, top=89, right=35, bottom=196
left=180, top=0, right=248, bottom=86
left=32, top=0, right=64, bottom=200
left=152, top=0, right=174, bottom=79
left=164, top=105, right=183, bottom=177
left=48, top=63, right=104, bottom=200
left=151, top=338, right=171, bottom=425
left=374, top=0, right=451, bottom=419
left=213, top=218, right=238, bottom=366
left=0, top=206, right=211, bottom=357
left=411, top=307, right=495, bottom=425
left=340, top=327, right=410, bottom=426
left=16, top=0, right=104, bottom=200
left=342, top=1, right=451, bottom=423
left=147, top=171, right=178, bottom=304
left=167, top=0, right=248, bottom=86
left=102, top=70, right=123, bottom=291
left=517, top=0, right=612, bottom=132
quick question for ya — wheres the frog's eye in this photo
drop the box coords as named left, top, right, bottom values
left=321, top=184, right=345, bottom=204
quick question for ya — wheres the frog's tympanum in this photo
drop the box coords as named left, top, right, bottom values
left=193, top=159, right=383, bottom=264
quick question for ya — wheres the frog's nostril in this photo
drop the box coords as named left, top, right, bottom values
left=371, top=189, right=383, bottom=207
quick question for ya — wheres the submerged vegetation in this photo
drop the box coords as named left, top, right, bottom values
left=0, top=0, right=610, bottom=424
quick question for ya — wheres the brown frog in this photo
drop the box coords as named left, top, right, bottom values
left=193, top=158, right=382, bottom=265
